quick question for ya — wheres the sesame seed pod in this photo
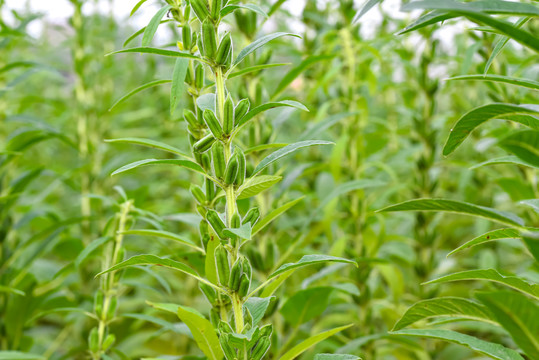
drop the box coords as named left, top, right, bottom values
left=238, top=273, right=250, bottom=297
left=223, top=153, right=239, bottom=185
left=212, top=141, right=226, bottom=178
left=190, top=184, right=206, bottom=204
left=251, top=336, right=271, bottom=360
left=215, top=245, right=230, bottom=286
left=190, top=0, right=210, bottom=21
left=184, top=109, right=198, bottom=128
left=182, top=24, right=191, bottom=50
left=219, top=334, right=237, bottom=360
left=234, top=98, right=250, bottom=126
left=211, top=0, right=222, bottom=21
left=201, top=20, right=217, bottom=58
left=228, top=258, right=242, bottom=290
left=195, top=64, right=204, bottom=89
left=242, top=207, right=260, bottom=225
left=203, top=109, right=224, bottom=139
left=206, top=209, right=227, bottom=239
left=234, top=148, right=246, bottom=186
left=193, top=133, right=216, bottom=153
left=102, top=334, right=115, bottom=351
left=199, top=282, right=217, bottom=303
left=215, top=32, right=232, bottom=65
left=223, top=95, right=234, bottom=134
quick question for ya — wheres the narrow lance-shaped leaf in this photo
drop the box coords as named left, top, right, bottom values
left=107, top=47, right=204, bottom=61
left=378, top=198, right=525, bottom=227
left=141, top=5, right=172, bottom=46
left=228, top=63, right=290, bottom=79
left=121, top=229, right=203, bottom=252
left=448, top=228, right=526, bottom=256
left=485, top=17, right=529, bottom=73
left=269, top=254, right=357, bottom=279
left=447, top=75, right=539, bottom=91
left=235, top=100, right=309, bottom=130
left=252, top=140, right=334, bottom=176
left=393, top=297, right=496, bottom=331
left=237, top=175, right=282, bottom=199
left=353, top=0, right=381, bottom=23
left=391, top=329, right=525, bottom=360
left=105, top=137, right=191, bottom=159
left=424, top=269, right=539, bottom=300
left=470, top=155, right=539, bottom=170
left=170, top=58, right=189, bottom=115
left=443, top=103, right=539, bottom=156
left=233, top=32, right=300, bottom=68
left=279, top=324, right=354, bottom=360
left=499, top=130, right=539, bottom=168
left=130, top=0, right=148, bottom=16
left=220, top=4, right=268, bottom=18
left=111, top=159, right=210, bottom=180
left=95, top=254, right=199, bottom=279
left=176, top=306, right=224, bottom=360
left=476, top=291, right=539, bottom=358
left=252, top=197, right=304, bottom=235
left=401, top=0, right=539, bottom=17
left=0, top=351, right=45, bottom=360
left=123, top=20, right=173, bottom=48
left=109, top=79, right=171, bottom=111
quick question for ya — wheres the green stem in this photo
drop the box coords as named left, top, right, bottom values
left=232, top=292, right=244, bottom=333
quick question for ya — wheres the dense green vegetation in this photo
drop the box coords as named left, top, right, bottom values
left=1, top=0, right=538, bottom=359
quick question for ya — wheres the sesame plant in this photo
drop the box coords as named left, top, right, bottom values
left=101, top=1, right=361, bottom=359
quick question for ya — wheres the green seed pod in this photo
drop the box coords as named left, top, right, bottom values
left=259, top=324, right=273, bottom=338
left=234, top=98, right=250, bottom=126
left=215, top=32, right=232, bottom=65
left=207, top=210, right=226, bottom=239
left=231, top=212, right=241, bottom=228
left=215, top=245, right=230, bottom=286
left=190, top=0, right=210, bottom=21
left=212, top=142, right=226, bottom=179
left=190, top=184, right=206, bottom=204
left=199, top=282, right=217, bottom=303
left=94, top=291, right=103, bottom=317
left=219, top=334, right=237, bottom=360
left=223, top=95, right=234, bottom=134
left=228, top=258, right=242, bottom=290
left=201, top=152, right=211, bottom=171
left=88, top=327, right=99, bottom=353
left=102, top=334, right=116, bottom=351
left=202, top=20, right=217, bottom=58
left=242, top=207, right=260, bottom=225
left=218, top=320, right=233, bottom=334
left=211, top=0, right=222, bottom=20
left=206, top=179, right=215, bottom=201
left=234, top=148, right=246, bottom=186
left=224, top=154, right=239, bottom=185
left=197, top=35, right=205, bottom=57
left=182, top=24, right=192, bottom=50
left=193, top=133, right=216, bottom=153
left=185, top=65, right=193, bottom=84
left=184, top=109, right=198, bottom=128
left=238, top=273, right=250, bottom=297
left=197, top=204, right=207, bottom=218
left=203, top=109, right=224, bottom=139
left=251, top=336, right=271, bottom=360
left=210, top=308, right=220, bottom=327
left=240, top=256, right=252, bottom=280
left=247, top=247, right=264, bottom=270
left=107, top=296, right=117, bottom=319
left=195, top=64, right=204, bottom=89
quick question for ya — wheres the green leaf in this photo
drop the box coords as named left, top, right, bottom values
left=245, top=143, right=288, bottom=154
left=353, top=0, right=382, bottom=23
left=443, top=103, right=539, bottom=156
left=0, top=285, right=25, bottom=296
left=522, top=231, right=539, bottom=262
left=314, top=355, right=360, bottom=360
left=269, top=254, right=357, bottom=280
left=176, top=306, right=224, bottom=360
left=476, top=291, right=539, bottom=357
left=0, top=351, right=45, bottom=359
left=147, top=301, right=181, bottom=315
left=272, top=54, right=334, bottom=99
left=378, top=198, right=524, bottom=227
left=196, top=93, right=216, bottom=112
left=281, top=287, right=334, bottom=325
left=245, top=297, right=273, bottom=326
left=393, top=297, right=496, bottom=331
left=130, top=0, right=148, bottom=16
left=205, top=234, right=220, bottom=285
left=279, top=324, right=353, bottom=360
left=95, top=254, right=199, bottom=279
left=237, top=175, right=282, bottom=199
left=485, top=17, right=529, bottom=73
left=107, top=47, right=203, bottom=61
left=170, top=58, right=189, bottom=115
left=124, top=20, right=174, bottom=48
left=447, top=74, right=539, bottom=90
left=252, top=140, right=334, bottom=176
left=142, top=5, right=172, bottom=46
left=397, top=10, right=454, bottom=35
left=228, top=63, right=290, bottom=79
left=521, top=200, right=539, bottom=214
left=252, top=197, right=304, bottom=236
left=220, top=4, right=268, bottom=18
left=391, top=329, right=525, bottom=360
left=448, top=228, right=525, bottom=256
left=233, top=32, right=300, bottom=67
left=300, top=112, right=358, bottom=141
left=401, top=0, right=539, bottom=17
left=75, top=236, right=110, bottom=268
left=121, top=229, right=203, bottom=252
left=109, top=79, right=171, bottom=111
left=423, top=269, right=539, bottom=300
left=111, top=159, right=208, bottom=179
left=223, top=222, right=252, bottom=240
left=105, top=137, right=191, bottom=159
left=470, top=155, right=539, bottom=170
left=500, top=130, right=539, bottom=168
left=236, top=100, right=309, bottom=130
left=317, top=179, right=385, bottom=210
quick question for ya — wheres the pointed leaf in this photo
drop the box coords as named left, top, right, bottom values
left=121, top=229, right=203, bottom=252
left=233, top=32, right=300, bottom=67
left=223, top=222, right=252, bottom=240
left=237, top=175, right=282, bottom=199
left=177, top=306, right=224, bottom=360
left=75, top=236, right=110, bottom=268
left=130, top=0, right=148, bottom=16
left=391, top=329, right=524, bottom=360
left=318, top=179, right=385, bottom=209
left=95, top=254, right=199, bottom=279
left=220, top=4, right=268, bottom=18
left=378, top=198, right=524, bottom=227
left=109, top=79, right=171, bottom=111
left=142, top=5, right=172, bottom=46
left=447, top=74, right=539, bottom=91
left=449, top=228, right=527, bottom=256
left=393, top=297, right=496, bottom=331
left=485, top=17, right=529, bottom=73
left=111, top=159, right=208, bottom=178
left=269, top=254, right=357, bottom=280
left=423, top=269, right=539, bottom=299
left=471, top=155, right=539, bottom=170
left=107, top=47, right=203, bottom=61
left=245, top=297, right=274, bottom=326
left=171, top=58, right=189, bottom=115
left=252, top=197, right=304, bottom=235
left=252, top=140, right=333, bottom=176
left=281, top=287, right=334, bottom=325
left=0, top=352, right=45, bottom=360
left=236, top=100, right=309, bottom=130
left=353, top=0, right=382, bottom=23
left=500, top=130, right=539, bottom=168
left=279, top=325, right=353, bottom=360
left=105, top=137, right=191, bottom=158
left=228, top=63, right=290, bottom=79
